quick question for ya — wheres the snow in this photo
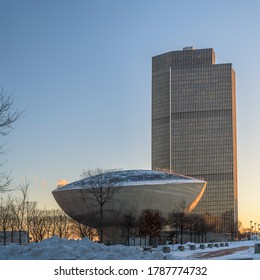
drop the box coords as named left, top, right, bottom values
left=54, top=169, right=205, bottom=192
left=0, top=236, right=259, bottom=260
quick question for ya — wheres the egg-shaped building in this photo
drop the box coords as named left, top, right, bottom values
left=52, top=170, right=206, bottom=230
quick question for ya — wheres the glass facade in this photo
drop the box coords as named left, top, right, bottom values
left=152, top=48, right=238, bottom=233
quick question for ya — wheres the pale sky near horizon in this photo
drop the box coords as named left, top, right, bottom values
left=1, top=0, right=260, bottom=229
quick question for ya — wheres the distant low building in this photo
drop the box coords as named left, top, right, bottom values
left=0, top=231, right=28, bottom=245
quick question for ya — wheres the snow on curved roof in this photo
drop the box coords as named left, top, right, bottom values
left=54, top=169, right=205, bottom=191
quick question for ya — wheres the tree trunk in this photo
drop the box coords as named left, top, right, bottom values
left=100, top=204, right=103, bottom=243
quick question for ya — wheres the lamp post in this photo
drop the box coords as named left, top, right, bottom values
left=250, top=221, right=253, bottom=240
left=26, top=201, right=29, bottom=243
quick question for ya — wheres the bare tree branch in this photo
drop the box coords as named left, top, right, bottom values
left=80, top=168, right=123, bottom=243
left=0, top=87, right=24, bottom=193
left=0, top=88, right=22, bottom=136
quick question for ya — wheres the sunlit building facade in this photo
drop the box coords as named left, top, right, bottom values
left=152, top=47, right=238, bottom=234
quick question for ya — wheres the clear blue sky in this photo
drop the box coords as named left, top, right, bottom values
left=1, top=0, right=260, bottom=228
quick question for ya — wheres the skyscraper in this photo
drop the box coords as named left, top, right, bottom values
left=152, top=47, right=238, bottom=234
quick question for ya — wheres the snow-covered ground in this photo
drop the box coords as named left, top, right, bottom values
left=0, top=236, right=260, bottom=260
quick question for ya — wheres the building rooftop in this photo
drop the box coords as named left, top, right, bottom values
left=54, top=169, right=205, bottom=191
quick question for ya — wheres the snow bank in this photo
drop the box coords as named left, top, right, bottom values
left=0, top=237, right=260, bottom=260
left=0, top=237, right=142, bottom=260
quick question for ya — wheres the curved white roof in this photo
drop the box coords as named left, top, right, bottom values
left=54, top=169, right=205, bottom=191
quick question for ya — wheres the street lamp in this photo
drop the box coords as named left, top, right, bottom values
left=250, top=221, right=253, bottom=240
left=26, top=201, right=29, bottom=243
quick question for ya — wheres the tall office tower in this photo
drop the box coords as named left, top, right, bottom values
left=152, top=47, right=238, bottom=234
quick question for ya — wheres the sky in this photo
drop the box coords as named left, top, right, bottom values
left=0, top=0, right=260, bottom=228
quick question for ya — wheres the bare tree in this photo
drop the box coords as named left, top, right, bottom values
left=120, top=206, right=140, bottom=246
left=70, top=220, right=98, bottom=240
left=0, top=87, right=23, bottom=192
left=7, top=196, right=18, bottom=242
left=28, top=208, right=47, bottom=242
left=222, top=209, right=239, bottom=240
left=14, top=179, right=30, bottom=244
left=191, top=214, right=212, bottom=243
left=25, top=200, right=37, bottom=242
left=54, top=209, right=70, bottom=238
left=0, top=196, right=13, bottom=245
left=168, top=200, right=190, bottom=244
left=0, top=185, right=35, bottom=244
left=138, top=209, right=165, bottom=246
left=42, top=210, right=53, bottom=239
left=80, top=168, right=123, bottom=243
left=122, top=212, right=136, bottom=246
